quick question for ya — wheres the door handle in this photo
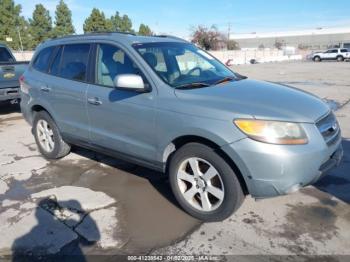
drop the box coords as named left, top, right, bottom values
left=87, top=97, right=102, bottom=106
left=40, top=86, right=51, bottom=92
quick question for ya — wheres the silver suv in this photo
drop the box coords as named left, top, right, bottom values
left=20, top=33, right=343, bottom=221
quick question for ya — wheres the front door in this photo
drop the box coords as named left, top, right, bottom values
left=86, top=43, right=157, bottom=165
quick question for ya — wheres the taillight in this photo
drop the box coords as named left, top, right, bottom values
left=19, top=75, right=24, bottom=84
left=20, top=75, right=28, bottom=94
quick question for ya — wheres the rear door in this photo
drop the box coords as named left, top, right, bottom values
left=86, top=43, right=158, bottom=164
left=48, top=43, right=91, bottom=141
left=27, top=46, right=56, bottom=106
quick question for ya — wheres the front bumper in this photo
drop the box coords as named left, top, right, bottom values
left=0, top=87, right=20, bottom=101
left=221, top=123, right=343, bottom=198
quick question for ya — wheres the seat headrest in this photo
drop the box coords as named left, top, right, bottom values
left=142, top=52, right=158, bottom=68
left=100, top=62, right=110, bottom=75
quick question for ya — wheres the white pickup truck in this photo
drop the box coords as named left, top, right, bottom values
left=312, top=48, right=350, bottom=62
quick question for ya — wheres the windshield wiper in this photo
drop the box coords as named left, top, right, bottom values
left=235, top=73, right=248, bottom=80
left=175, top=82, right=210, bottom=89
left=214, top=77, right=236, bottom=85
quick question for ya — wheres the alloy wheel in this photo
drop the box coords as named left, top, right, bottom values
left=177, top=157, right=225, bottom=212
left=37, top=119, right=55, bottom=153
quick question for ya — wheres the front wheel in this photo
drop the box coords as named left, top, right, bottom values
left=337, top=56, right=344, bottom=62
left=169, top=143, right=244, bottom=221
left=33, top=111, right=71, bottom=159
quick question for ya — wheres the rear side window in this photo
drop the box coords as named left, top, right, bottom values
left=0, top=47, right=14, bottom=63
left=59, top=44, right=90, bottom=81
left=33, top=47, right=55, bottom=72
left=341, top=49, right=348, bottom=53
left=49, top=46, right=63, bottom=76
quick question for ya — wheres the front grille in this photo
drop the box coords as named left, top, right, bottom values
left=316, top=112, right=341, bottom=146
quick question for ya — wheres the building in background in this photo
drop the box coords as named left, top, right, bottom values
left=230, top=27, right=350, bottom=50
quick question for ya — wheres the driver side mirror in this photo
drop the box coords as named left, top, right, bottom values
left=114, top=74, right=146, bottom=92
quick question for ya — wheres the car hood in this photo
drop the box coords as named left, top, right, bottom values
left=174, top=79, right=330, bottom=123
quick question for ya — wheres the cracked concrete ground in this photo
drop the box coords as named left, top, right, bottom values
left=0, top=61, right=349, bottom=260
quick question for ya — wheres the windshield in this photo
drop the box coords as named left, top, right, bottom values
left=0, top=47, right=14, bottom=63
left=133, top=42, right=237, bottom=88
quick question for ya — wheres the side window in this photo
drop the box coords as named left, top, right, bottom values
left=33, top=47, right=55, bottom=72
left=49, top=46, right=63, bottom=76
left=59, top=44, right=90, bottom=81
left=96, top=44, right=140, bottom=87
left=0, top=47, right=14, bottom=62
left=341, top=49, right=348, bottom=53
left=331, top=49, right=338, bottom=53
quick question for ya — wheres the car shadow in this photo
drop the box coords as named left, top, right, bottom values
left=0, top=101, right=21, bottom=115
left=314, top=139, right=350, bottom=204
left=11, top=199, right=99, bottom=261
left=71, top=146, right=181, bottom=209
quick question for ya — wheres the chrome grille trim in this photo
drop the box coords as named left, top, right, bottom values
left=316, top=112, right=340, bottom=145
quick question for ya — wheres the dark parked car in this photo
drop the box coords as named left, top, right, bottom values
left=0, top=44, right=28, bottom=103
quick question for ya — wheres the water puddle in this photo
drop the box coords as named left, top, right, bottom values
left=7, top=148, right=200, bottom=254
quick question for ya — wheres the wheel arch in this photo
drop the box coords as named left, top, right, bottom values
left=163, top=135, right=249, bottom=195
left=31, top=104, right=56, bottom=122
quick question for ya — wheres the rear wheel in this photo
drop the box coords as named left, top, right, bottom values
left=33, top=111, right=71, bottom=159
left=313, top=56, right=321, bottom=62
left=169, top=143, right=244, bottom=221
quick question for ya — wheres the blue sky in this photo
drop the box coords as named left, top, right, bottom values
left=16, top=0, right=350, bottom=37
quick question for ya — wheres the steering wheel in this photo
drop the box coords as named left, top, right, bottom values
left=187, top=67, right=202, bottom=76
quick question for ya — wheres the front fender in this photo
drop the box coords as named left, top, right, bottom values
left=156, top=112, right=246, bottom=163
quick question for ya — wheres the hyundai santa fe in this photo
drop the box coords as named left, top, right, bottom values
left=20, top=32, right=343, bottom=221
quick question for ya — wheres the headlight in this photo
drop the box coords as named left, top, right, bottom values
left=234, top=119, right=308, bottom=145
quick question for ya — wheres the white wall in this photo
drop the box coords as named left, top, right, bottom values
left=12, top=51, right=34, bottom=62
left=209, top=49, right=302, bottom=65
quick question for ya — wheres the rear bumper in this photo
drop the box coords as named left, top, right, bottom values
left=0, top=87, right=20, bottom=101
left=20, top=92, right=33, bottom=125
left=221, top=125, right=343, bottom=198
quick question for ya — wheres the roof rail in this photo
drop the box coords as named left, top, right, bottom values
left=49, top=31, right=136, bottom=41
left=154, top=34, right=188, bottom=42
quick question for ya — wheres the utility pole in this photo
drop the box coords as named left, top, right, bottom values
left=227, top=22, right=232, bottom=50
left=17, top=26, right=24, bottom=52
left=227, top=22, right=231, bottom=40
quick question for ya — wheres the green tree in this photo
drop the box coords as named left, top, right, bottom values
left=120, top=15, right=133, bottom=33
left=0, top=0, right=25, bottom=50
left=110, top=12, right=122, bottom=31
left=53, top=0, right=75, bottom=38
left=17, top=17, right=33, bottom=50
left=83, top=8, right=110, bottom=33
left=138, top=24, right=152, bottom=36
left=29, top=4, right=53, bottom=47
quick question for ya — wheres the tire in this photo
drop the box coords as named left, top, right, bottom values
left=313, top=56, right=321, bottom=62
left=337, top=56, right=344, bottom=62
left=33, top=111, right=71, bottom=159
left=169, top=143, right=244, bottom=222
